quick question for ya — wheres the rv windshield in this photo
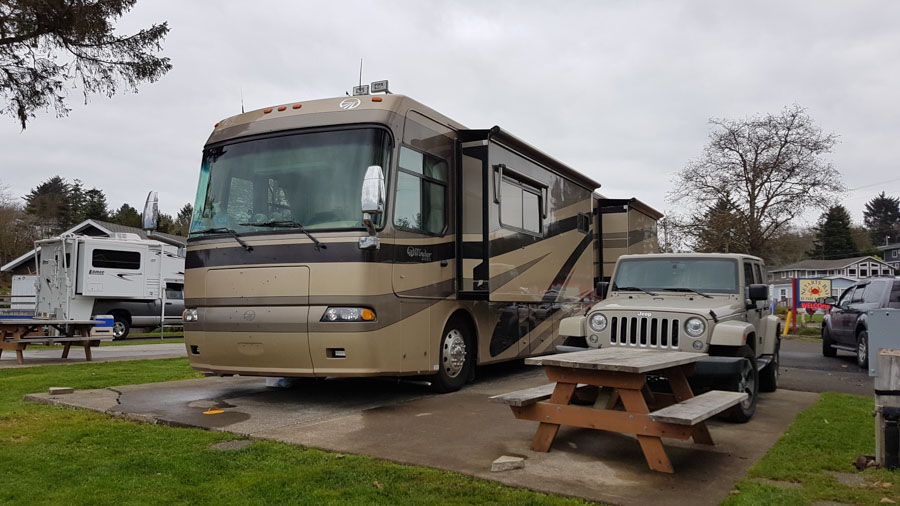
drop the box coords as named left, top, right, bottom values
left=612, top=258, right=740, bottom=294
left=190, top=128, right=392, bottom=238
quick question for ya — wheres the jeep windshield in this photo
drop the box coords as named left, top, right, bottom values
left=189, top=127, right=392, bottom=238
left=612, top=258, right=739, bottom=294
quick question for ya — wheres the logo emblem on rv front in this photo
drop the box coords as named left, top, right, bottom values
left=243, top=310, right=256, bottom=322
left=339, top=98, right=361, bottom=110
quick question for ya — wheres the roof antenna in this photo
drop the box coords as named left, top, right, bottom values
left=359, top=58, right=363, bottom=87
left=240, top=87, right=245, bottom=114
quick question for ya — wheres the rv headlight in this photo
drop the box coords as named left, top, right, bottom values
left=182, top=309, right=198, bottom=322
left=588, top=313, right=608, bottom=332
left=684, top=317, right=706, bottom=338
left=322, top=307, right=376, bottom=322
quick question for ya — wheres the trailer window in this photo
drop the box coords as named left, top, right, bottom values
left=500, top=177, right=541, bottom=235
left=394, top=146, right=447, bottom=235
left=92, top=249, right=141, bottom=270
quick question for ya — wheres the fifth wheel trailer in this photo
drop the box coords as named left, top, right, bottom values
left=182, top=90, right=661, bottom=391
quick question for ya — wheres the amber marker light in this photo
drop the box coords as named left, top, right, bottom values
left=214, top=122, right=220, bottom=127
left=372, top=97, right=383, bottom=102
left=277, top=106, right=286, bottom=111
left=361, top=309, right=376, bottom=321
left=292, top=104, right=302, bottom=109
left=263, top=108, right=273, bottom=114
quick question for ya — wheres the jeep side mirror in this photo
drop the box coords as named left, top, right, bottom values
left=748, top=284, right=768, bottom=301
left=818, top=296, right=836, bottom=306
left=596, top=281, right=609, bottom=299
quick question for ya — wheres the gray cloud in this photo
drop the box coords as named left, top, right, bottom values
left=1, top=0, right=898, bottom=226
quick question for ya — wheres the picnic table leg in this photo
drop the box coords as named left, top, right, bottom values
left=617, top=388, right=675, bottom=473
left=16, top=347, right=25, bottom=365
left=62, top=344, right=71, bottom=359
left=83, top=341, right=92, bottom=361
left=530, top=381, right=577, bottom=452
left=664, top=366, right=715, bottom=446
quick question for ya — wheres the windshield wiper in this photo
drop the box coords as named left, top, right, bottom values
left=193, top=228, right=252, bottom=252
left=614, top=286, right=658, bottom=296
left=662, top=287, right=713, bottom=299
left=240, top=220, right=327, bottom=251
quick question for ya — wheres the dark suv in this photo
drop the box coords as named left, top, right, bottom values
left=822, top=277, right=900, bottom=367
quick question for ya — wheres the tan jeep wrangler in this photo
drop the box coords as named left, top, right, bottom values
left=558, top=253, right=781, bottom=422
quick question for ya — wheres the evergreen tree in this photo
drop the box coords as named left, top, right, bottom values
left=23, top=175, right=70, bottom=234
left=864, top=192, right=900, bottom=246
left=693, top=197, right=745, bottom=253
left=808, top=205, right=859, bottom=260
left=109, top=203, right=141, bottom=228
left=82, top=189, right=109, bottom=221
left=172, top=203, right=193, bottom=236
left=0, top=0, right=171, bottom=129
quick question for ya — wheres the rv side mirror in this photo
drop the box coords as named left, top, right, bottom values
left=596, top=281, right=609, bottom=299
left=748, top=284, right=768, bottom=301
left=361, top=165, right=385, bottom=215
left=142, top=191, right=159, bottom=231
left=361, top=165, right=385, bottom=237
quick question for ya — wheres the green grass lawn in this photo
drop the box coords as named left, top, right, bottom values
left=725, top=393, right=900, bottom=505
left=0, top=359, right=588, bottom=505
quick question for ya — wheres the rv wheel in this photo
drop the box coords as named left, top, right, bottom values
left=431, top=318, right=473, bottom=393
left=112, top=313, right=131, bottom=340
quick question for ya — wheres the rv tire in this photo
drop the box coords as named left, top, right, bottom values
left=431, top=317, right=473, bottom=393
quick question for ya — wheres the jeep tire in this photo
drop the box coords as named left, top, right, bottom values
left=759, top=336, right=780, bottom=393
left=722, top=345, right=758, bottom=423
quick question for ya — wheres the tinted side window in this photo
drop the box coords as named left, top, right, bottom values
left=851, top=285, right=866, bottom=303
left=889, top=282, right=900, bottom=309
left=753, top=264, right=763, bottom=284
left=743, top=262, right=755, bottom=285
left=394, top=146, right=448, bottom=235
left=837, top=288, right=853, bottom=306
left=92, top=249, right=141, bottom=270
left=499, top=176, right=542, bottom=235
left=864, top=282, right=886, bottom=304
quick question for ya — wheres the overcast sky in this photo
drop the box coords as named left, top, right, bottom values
left=1, top=0, right=898, bottom=228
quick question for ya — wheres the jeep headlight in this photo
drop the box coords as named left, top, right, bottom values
left=684, top=317, right=706, bottom=338
left=588, top=313, right=608, bottom=332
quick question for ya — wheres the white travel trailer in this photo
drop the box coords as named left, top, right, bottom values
left=35, top=233, right=185, bottom=338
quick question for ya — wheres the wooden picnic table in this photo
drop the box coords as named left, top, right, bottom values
left=491, top=347, right=747, bottom=473
left=0, top=319, right=101, bottom=365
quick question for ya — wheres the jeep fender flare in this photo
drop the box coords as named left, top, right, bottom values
left=559, top=315, right=586, bottom=337
left=709, top=320, right=755, bottom=348
left=761, top=315, right=781, bottom=355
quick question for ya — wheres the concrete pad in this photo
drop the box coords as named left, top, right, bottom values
left=26, top=365, right=817, bottom=506
left=0, top=343, right=186, bottom=369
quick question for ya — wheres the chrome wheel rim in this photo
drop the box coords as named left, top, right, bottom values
left=442, top=329, right=467, bottom=378
left=113, top=322, right=126, bottom=338
left=738, top=358, right=754, bottom=409
left=858, top=335, right=867, bottom=365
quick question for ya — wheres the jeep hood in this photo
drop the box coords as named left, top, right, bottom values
left=594, top=295, right=743, bottom=320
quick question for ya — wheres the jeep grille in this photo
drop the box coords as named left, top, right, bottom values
left=609, top=317, right=680, bottom=349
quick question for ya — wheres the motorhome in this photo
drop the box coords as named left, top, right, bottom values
left=182, top=87, right=660, bottom=391
left=35, top=234, right=185, bottom=338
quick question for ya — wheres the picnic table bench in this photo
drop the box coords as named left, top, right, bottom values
left=491, top=347, right=747, bottom=473
left=0, top=319, right=104, bottom=364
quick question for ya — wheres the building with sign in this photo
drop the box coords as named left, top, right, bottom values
left=878, top=242, right=900, bottom=271
left=767, top=255, right=895, bottom=307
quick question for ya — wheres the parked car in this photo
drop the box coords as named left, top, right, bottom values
left=821, top=277, right=900, bottom=368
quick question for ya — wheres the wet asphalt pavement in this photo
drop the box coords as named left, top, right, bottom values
left=779, top=338, right=872, bottom=396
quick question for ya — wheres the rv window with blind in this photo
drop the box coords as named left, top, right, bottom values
left=92, top=249, right=141, bottom=270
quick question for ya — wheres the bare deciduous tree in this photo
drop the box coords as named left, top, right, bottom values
left=669, top=105, right=844, bottom=260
